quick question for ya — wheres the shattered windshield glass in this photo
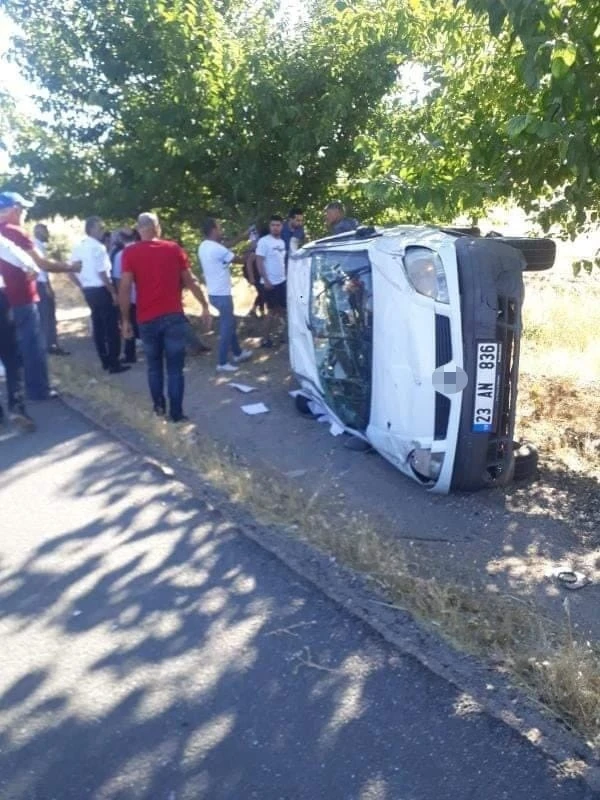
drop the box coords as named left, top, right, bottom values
left=310, top=250, right=373, bottom=431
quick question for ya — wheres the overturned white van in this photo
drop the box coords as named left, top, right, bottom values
left=287, top=225, right=554, bottom=493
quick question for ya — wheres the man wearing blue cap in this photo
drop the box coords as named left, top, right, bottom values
left=0, top=191, right=81, bottom=401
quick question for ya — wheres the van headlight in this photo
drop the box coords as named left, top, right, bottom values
left=409, top=448, right=445, bottom=482
left=403, top=247, right=449, bottom=304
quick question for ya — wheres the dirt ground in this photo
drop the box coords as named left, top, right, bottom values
left=51, top=274, right=600, bottom=648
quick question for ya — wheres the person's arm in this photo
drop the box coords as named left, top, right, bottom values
left=245, top=253, right=257, bottom=284
left=255, top=255, right=272, bottom=289
left=181, top=269, right=211, bottom=329
left=219, top=243, right=244, bottom=267
left=100, top=269, right=117, bottom=302
left=119, top=271, right=135, bottom=339
left=0, top=233, right=39, bottom=277
left=222, top=228, right=251, bottom=249
left=94, top=245, right=118, bottom=304
left=29, top=247, right=81, bottom=274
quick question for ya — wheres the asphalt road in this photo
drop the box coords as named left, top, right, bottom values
left=0, top=400, right=593, bottom=800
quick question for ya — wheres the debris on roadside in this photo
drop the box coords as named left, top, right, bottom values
left=241, top=402, right=269, bottom=415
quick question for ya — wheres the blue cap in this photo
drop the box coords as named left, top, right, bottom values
left=0, top=191, right=34, bottom=210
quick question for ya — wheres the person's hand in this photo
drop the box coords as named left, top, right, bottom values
left=263, top=278, right=273, bottom=290
left=69, top=260, right=82, bottom=272
left=111, top=290, right=119, bottom=306
left=201, top=307, right=212, bottom=333
left=121, top=320, right=133, bottom=340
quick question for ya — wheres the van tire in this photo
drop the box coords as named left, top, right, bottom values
left=495, top=237, right=556, bottom=272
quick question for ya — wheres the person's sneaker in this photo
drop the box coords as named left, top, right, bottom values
left=261, top=338, right=273, bottom=348
left=9, top=408, right=36, bottom=432
left=153, top=403, right=166, bottom=418
left=216, top=363, right=239, bottom=373
left=169, top=414, right=190, bottom=424
left=108, top=364, right=131, bottom=374
left=233, top=349, right=253, bottom=363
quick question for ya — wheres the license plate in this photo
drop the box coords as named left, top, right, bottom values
left=472, top=342, right=499, bottom=433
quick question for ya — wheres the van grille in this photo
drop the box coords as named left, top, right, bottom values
left=435, top=314, right=452, bottom=367
left=434, top=393, right=451, bottom=440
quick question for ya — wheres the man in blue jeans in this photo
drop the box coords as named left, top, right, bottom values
left=119, top=213, right=211, bottom=422
left=198, top=218, right=253, bottom=373
left=0, top=191, right=81, bottom=401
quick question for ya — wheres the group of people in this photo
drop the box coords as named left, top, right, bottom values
left=0, top=192, right=359, bottom=428
left=200, top=201, right=358, bottom=371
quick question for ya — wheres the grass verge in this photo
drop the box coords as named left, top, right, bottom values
left=518, top=274, right=600, bottom=479
left=51, top=358, right=600, bottom=755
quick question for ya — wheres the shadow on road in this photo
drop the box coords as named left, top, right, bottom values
left=0, top=407, right=591, bottom=799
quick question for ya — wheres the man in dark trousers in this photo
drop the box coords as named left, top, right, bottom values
left=71, top=216, right=129, bottom=374
left=119, top=212, right=211, bottom=422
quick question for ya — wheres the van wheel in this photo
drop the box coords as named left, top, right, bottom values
left=494, top=237, right=556, bottom=271
left=484, top=454, right=515, bottom=488
left=513, top=440, right=539, bottom=481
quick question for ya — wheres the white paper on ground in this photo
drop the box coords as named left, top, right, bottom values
left=230, top=383, right=256, bottom=394
left=241, top=402, right=270, bottom=415
left=288, top=389, right=306, bottom=398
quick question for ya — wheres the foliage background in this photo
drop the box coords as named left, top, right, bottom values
left=1, top=0, right=600, bottom=249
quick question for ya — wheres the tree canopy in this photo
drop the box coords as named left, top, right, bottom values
left=2, top=0, right=600, bottom=236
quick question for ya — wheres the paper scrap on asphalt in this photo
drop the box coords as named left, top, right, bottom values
left=284, top=469, right=308, bottom=478
left=241, top=402, right=270, bottom=415
left=289, top=390, right=306, bottom=398
left=230, top=383, right=256, bottom=394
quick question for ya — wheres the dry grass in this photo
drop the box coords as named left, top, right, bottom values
left=51, top=358, right=600, bottom=753
left=518, top=273, right=600, bottom=477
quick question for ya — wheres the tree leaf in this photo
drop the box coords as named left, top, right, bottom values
left=506, top=114, right=531, bottom=138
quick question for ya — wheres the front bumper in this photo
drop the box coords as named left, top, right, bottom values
left=450, top=237, right=524, bottom=490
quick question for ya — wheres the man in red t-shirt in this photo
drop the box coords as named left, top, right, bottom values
left=0, top=191, right=80, bottom=401
left=120, top=212, right=211, bottom=422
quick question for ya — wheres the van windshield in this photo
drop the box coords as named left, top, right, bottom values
left=309, top=250, right=373, bottom=431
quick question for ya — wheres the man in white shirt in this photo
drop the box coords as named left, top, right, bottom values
left=255, top=215, right=287, bottom=348
left=33, top=223, right=70, bottom=356
left=198, top=218, right=253, bottom=372
left=71, top=216, right=129, bottom=374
